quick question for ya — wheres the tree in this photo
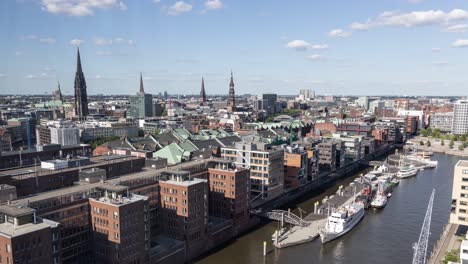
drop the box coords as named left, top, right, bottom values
left=449, top=139, right=454, bottom=149
left=426, top=140, right=431, bottom=147
left=420, top=141, right=424, bottom=146
left=441, top=139, right=445, bottom=146
left=420, top=129, right=429, bottom=137
left=138, top=129, right=145, bottom=137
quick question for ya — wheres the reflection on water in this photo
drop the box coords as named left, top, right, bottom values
left=197, top=154, right=460, bottom=264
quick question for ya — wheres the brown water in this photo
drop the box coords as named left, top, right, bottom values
left=197, top=154, right=460, bottom=264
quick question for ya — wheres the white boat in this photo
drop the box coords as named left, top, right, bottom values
left=368, top=164, right=390, bottom=176
left=371, top=194, right=388, bottom=209
left=319, top=203, right=365, bottom=244
left=397, top=165, right=418, bottom=179
left=405, top=154, right=438, bottom=168
left=271, top=228, right=287, bottom=241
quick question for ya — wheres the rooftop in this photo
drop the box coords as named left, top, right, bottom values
left=161, top=177, right=207, bottom=187
left=0, top=222, right=51, bottom=238
left=457, top=160, right=468, bottom=168
left=91, top=194, right=147, bottom=206
left=0, top=204, right=34, bottom=217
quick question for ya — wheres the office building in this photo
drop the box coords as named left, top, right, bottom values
left=159, top=170, right=208, bottom=257
left=49, top=121, right=80, bottom=146
left=0, top=128, right=12, bottom=152
left=221, top=141, right=284, bottom=201
left=129, top=73, right=153, bottom=119
left=262, top=93, right=278, bottom=115
left=450, top=160, right=468, bottom=226
left=284, top=146, right=308, bottom=189
left=207, top=160, right=250, bottom=234
left=452, top=100, right=468, bottom=135
left=0, top=204, right=61, bottom=264
left=89, top=187, right=150, bottom=264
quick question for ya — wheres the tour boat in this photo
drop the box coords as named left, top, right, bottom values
left=319, top=203, right=365, bottom=244
left=397, top=165, right=418, bottom=179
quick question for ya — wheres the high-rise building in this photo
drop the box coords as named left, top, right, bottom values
left=129, top=73, right=153, bottom=118
left=227, top=72, right=236, bottom=113
left=452, top=100, right=468, bottom=135
left=200, top=77, right=207, bottom=104
left=0, top=128, right=12, bottom=152
left=449, top=160, right=468, bottom=225
left=74, top=48, right=89, bottom=119
left=89, top=187, right=150, bottom=264
left=357, top=96, right=369, bottom=110
left=262, top=94, right=278, bottom=115
left=221, top=141, right=284, bottom=201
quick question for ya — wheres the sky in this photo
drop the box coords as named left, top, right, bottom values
left=1, top=0, right=468, bottom=96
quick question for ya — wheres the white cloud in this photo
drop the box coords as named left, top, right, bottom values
left=153, top=0, right=161, bottom=3
left=350, top=22, right=371, bottom=31
left=431, top=47, right=441, bottom=52
left=168, top=1, right=192, bottom=15
left=127, top=39, right=134, bottom=46
left=0, top=74, right=5, bottom=78
left=349, top=9, right=468, bottom=31
left=69, top=38, right=84, bottom=46
left=96, top=50, right=112, bottom=56
left=286, top=40, right=328, bottom=51
left=15, top=51, right=22, bottom=56
left=21, top=35, right=38, bottom=40
left=41, top=0, right=125, bottom=16
left=39, top=37, right=56, bottom=44
left=119, top=1, right=127, bottom=11
left=25, top=73, right=55, bottom=79
left=305, top=54, right=324, bottom=60
left=205, top=0, right=223, bottom=10
left=444, top=24, right=468, bottom=33
left=328, top=29, right=352, bottom=38
left=452, top=39, right=468, bottom=48
left=432, top=61, right=449, bottom=66
left=94, top=37, right=113, bottom=46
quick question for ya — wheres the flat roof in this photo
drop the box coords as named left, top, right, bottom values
left=0, top=222, right=50, bottom=238
left=98, top=183, right=128, bottom=192
left=0, top=204, right=34, bottom=217
left=162, top=178, right=207, bottom=187
left=0, top=155, right=142, bottom=179
left=12, top=159, right=209, bottom=206
left=457, top=160, right=468, bottom=168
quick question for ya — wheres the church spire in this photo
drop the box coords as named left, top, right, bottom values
left=77, top=47, right=82, bottom=73
left=139, top=72, right=144, bottom=93
left=227, top=71, right=236, bottom=113
left=200, top=77, right=206, bottom=103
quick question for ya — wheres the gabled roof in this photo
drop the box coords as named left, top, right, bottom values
left=153, top=143, right=189, bottom=165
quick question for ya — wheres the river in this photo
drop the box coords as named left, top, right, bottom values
left=197, top=153, right=462, bottom=264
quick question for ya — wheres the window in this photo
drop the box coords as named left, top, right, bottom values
left=6, top=244, right=10, bottom=253
left=113, top=212, right=118, bottom=219
left=182, top=190, right=187, bottom=196
left=182, top=208, right=187, bottom=214
left=114, top=223, right=118, bottom=229
left=114, top=232, right=119, bottom=239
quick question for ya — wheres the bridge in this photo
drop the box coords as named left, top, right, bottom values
left=263, top=210, right=311, bottom=227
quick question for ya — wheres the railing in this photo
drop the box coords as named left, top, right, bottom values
left=263, top=210, right=311, bottom=227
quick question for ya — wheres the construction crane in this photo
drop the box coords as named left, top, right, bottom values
left=412, top=189, right=435, bottom=264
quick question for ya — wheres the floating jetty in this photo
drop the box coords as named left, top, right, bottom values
left=271, top=183, right=366, bottom=248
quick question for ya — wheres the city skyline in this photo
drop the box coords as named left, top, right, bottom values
left=1, top=0, right=468, bottom=96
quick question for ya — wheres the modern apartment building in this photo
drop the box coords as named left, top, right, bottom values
left=221, top=141, right=284, bottom=201
left=452, top=100, right=468, bottom=135
left=283, top=146, right=308, bottom=189
left=429, top=112, right=453, bottom=133
left=450, top=160, right=468, bottom=226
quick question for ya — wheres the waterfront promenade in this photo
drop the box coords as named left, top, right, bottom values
left=428, top=224, right=460, bottom=264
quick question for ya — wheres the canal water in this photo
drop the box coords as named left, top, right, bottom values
left=197, top=154, right=462, bottom=264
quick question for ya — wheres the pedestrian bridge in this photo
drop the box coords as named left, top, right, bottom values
left=263, top=210, right=310, bottom=227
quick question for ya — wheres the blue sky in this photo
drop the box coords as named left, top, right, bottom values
left=1, top=0, right=468, bottom=96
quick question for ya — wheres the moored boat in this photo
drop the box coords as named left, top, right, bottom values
left=319, top=203, right=365, bottom=244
